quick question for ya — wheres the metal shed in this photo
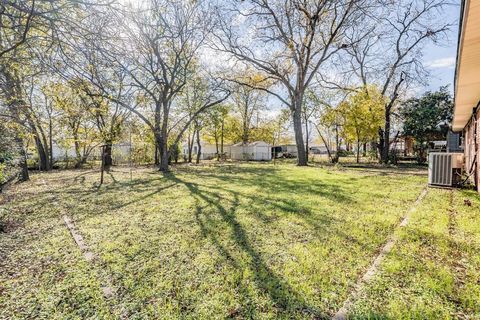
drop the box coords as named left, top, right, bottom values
left=231, top=141, right=272, bottom=161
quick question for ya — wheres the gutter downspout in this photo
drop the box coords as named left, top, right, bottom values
left=453, top=0, right=468, bottom=132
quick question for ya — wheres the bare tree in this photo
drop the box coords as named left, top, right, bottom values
left=343, top=0, right=452, bottom=163
left=302, top=90, right=322, bottom=160
left=65, top=0, right=231, bottom=171
left=180, top=73, right=228, bottom=164
left=309, top=90, right=348, bottom=163
left=0, top=0, right=91, bottom=177
left=231, top=82, right=266, bottom=144
left=106, top=0, right=214, bottom=171
left=0, top=0, right=88, bottom=58
left=0, top=1, right=37, bottom=58
left=49, top=16, right=138, bottom=169
left=73, top=78, right=131, bottom=170
left=213, top=0, right=369, bottom=166
left=203, top=104, right=230, bottom=161
left=0, top=1, right=47, bottom=176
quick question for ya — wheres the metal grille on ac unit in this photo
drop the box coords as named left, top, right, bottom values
left=428, top=153, right=463, bottom=187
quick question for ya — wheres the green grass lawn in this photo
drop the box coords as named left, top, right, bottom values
left=0, top=163, right=478, bottom=319
left=349, top=188, right=480, bottom=319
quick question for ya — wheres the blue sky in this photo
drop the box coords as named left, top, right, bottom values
left=422, top=1, right=461, bottom=93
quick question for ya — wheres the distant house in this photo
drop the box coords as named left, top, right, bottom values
left=387, top=139, right=399, bottom=154
left=452, top=0, right=479, bottom=192
left=231, top=141, right=272, bottom=161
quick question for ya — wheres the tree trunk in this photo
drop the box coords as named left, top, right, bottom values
left=305, top=121, right=309, bottom=161
left=220, top=119, right=224, bottom=159
left=154, top=103, right=168, bottom=171
left=377, top=128, right=384, bottom=160
left=159, top=145, right=169, bottom=171
left=28, top=122, right=50, bottom=171
left=15, top=137, right=29, bottom=181
left=356, top=139, right=360, bottom=164
left=48, top=117, right=53, bottom=169
left=38, top=125, right=51, bottom=171
left=195, top=128, right=201, bottom=164
left=34, top=134, right=49, bottom=171
left=154, top=144, right=159, bottom=165
left=188, top=140, right=193, bottom=163
left=380, top=107, right=391, bottom=164
left=158, top=107, right=170, bottom=171
left=242, top=126, right=248, bottom=144
left=25, top=114, right=49, bottom=171
left=316, top=126, right=333, bottom=163
left=242, top=104, right=249, bottom=144
left=104, top=141, right=113, bottom=170
left=22, top=102, right=50, bottom=171
left=356, top=128, right=361, bottom=164
left=292, top=105, right=307, bottom=166
left=74, top=139, right=82, bottom=169
left=157, top=132, right=169, bottom=172
left=214, top=133, right=219, bottom=161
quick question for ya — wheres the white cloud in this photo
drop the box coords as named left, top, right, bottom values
left=426, top=57, right=456, bottom=69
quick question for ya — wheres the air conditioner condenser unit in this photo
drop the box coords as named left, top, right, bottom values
left=428, top=152, right=463, bottom=187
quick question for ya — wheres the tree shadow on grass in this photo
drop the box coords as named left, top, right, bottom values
left=166, top=173, right=329, bottom=319
left=4, top=171, right=178, bottom=227
left=163, top=168, right=408, bottom=317
left=107, top=171, right=118, bottom=184
left=175, top=165, right=353, bottom=204
left=2, top=165, right=419, bottom=318
left=108, top=181, right=178, bottom=210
